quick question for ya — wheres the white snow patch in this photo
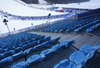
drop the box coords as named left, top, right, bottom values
left=38, top=0, right=48, bottom=5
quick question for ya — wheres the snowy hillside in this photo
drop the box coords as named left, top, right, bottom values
left=0, top=0, right=65, bottom=16
left=0, top=0, right=66, bottom=34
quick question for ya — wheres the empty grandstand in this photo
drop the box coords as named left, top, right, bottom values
left=0, top=0, right=100, bottom=68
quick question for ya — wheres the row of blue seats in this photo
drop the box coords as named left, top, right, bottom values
left=0, top=33, right=41, bottom=48
left=11, top=40, right=75, bottom=68
left=74, top=19, right=100, bottom=32
left=0, top=33, right=44, bottom=45
left=0, top=35, right=45, bottom=53
left=0, top=33, right=45, bottom=49
left=0, top=36, right=51, bottom=60
left=41, top=18, right=90, bottom=32
left=0, top=37, right=61, bottom=67
left=62, top=17, right=99, bottom=32
left=54, top=44, right=100, bottom=68
left=0, top=33, right=34, bottom=42
left=41, top=17, right=100, bottom=33
left=86, top=23, right=100, bottom=32
left=0, top=35, right=45, bottom=54
left=65, top=17, right=98, bottom=32
left=66, top=17, right=100, bottom=32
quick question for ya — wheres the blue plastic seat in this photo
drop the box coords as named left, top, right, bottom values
left=50, top=37, right=61, bottom=44
left=0, top=54, right=3, bottom=60
left=24, top=48, right=34, bottom=56
left=53, top=59, right=70, bottom=68
left=15, top=47, right=22, bottom=53
left=26, top=55, right=43, bottom=68
left=74, top=28, right=80, bottom=32
left=43, top=41, right=52, bottom=48
left=51, top=44, right=64, bottom=53
left=44, top=36, right=51, bottom=41
left=38, top=39, right=44, bottom=44
left=79, top=44, right=94, bottom=55
left=12, top=51, right=24, bottom=61
left=80, top=44, right=100, bottom=55
left=69, top=51, right=86, bottom=65
left=55, top=30, right=58, bottom=33
left=3, top=50, right=15, bottom=58
left=34, top=44, right=44, bottom=51
left=22, top=44, right=32, bottom=50
left=69, top=50, right=96, bottom=67
left=0, top=48, right=6, bottom=54
left=66, top=62, right=83, bottom=68
left=40, top=49, right=54, bottom=59
left=11, top=61, right=27, bottom=68
left=60, top=29, right=64, bottom=32
left=30, top=41, right=38, bottom=47
left=0, top=56, right=13, bottom=67
left=61, top=40, right=75, bottom=48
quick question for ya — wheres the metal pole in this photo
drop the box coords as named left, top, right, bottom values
left=6, top=23, right=10, bottom=33
left=5, top=22, right=10, bottom=33
left=49, top=18, right=50, bottom=24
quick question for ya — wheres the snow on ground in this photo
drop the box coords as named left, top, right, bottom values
left=38, top=0, right=48, bottom=5
left=15, top=0, right=53, bottom=9
left=0, top=0, right=100, bottom=34
left=28, top=4, right=53, bottom=9
left=0, top=0, right=66, bottom=34
left=0, top=0, right=65, bottom=16
left=0, top=15, right=65, bottom=34
left=54, top=0, right=100, bottom=9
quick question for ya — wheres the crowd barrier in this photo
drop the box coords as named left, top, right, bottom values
left=0, top=0, right=75, bottom=20
left=0, top=9, right=72, bottom=21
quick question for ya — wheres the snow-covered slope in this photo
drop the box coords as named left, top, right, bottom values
left=0, top=0, right=65, bottom=16
left=0, top=15, right=64, bottom=34
left=0, top=0, right=66, bottom=34
left=38, top=0, right=48, bottom=5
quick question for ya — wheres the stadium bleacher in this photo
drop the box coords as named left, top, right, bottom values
left=53, top=44, right=100, bottom=68
left=0, top=1, right=100, bottom=68
left=0, top=32, right=65, bottom=68
left=1, top=14, right=100, bottom=68
left=40, top=16, right=100, bottom=33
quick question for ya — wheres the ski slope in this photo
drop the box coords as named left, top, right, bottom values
left=0, top=0, right=65, bottom=16
left=0, top=17, right=64, bottom=34
left=0, top=0, right=100, bottom=34
left=0, top=0, right=66, bottom=34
